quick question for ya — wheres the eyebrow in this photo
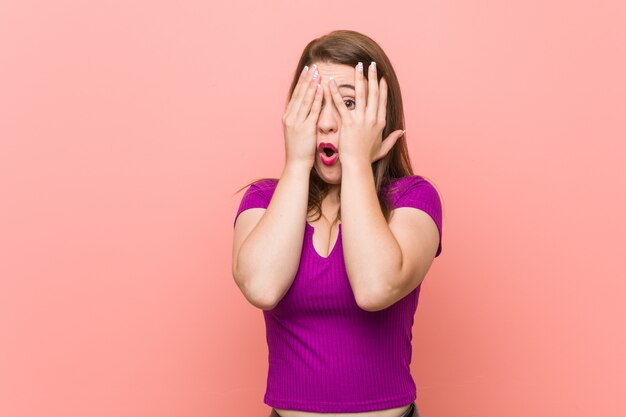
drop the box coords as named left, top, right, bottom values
left=338, top=84, right=355, bottom=90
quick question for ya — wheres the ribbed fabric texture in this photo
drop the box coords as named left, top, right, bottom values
left=233, top=175, right=443, bottom=412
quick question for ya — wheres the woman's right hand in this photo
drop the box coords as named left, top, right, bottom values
left=282, top=64, right=323, bottom=169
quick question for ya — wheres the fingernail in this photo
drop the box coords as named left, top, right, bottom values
left=357, top=62, right=363, bottom=72
left=371, top=61, right=376, bottom=71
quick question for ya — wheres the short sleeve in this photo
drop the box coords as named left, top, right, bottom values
left=391, top=176, right=443, bottom=257
left=233, top=179, right=278, bottom=228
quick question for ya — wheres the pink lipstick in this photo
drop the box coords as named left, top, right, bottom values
left=318, top=142, right=339, bottom=165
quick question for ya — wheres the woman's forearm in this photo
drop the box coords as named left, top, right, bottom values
left=339, top=157, right=403, bottom=310
left=235, top=162, right=311, bottom=309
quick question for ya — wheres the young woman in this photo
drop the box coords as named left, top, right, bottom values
left=232, top=30, right=442, bottom=417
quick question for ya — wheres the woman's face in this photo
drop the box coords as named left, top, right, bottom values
left=312, top=62, right=368, bottom=186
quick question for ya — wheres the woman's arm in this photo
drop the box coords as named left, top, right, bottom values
left=234, top=64, right=322, bottom=310
left=232, top=162, right=310, bottom=310
left=339, top=158, right=404, bottom=310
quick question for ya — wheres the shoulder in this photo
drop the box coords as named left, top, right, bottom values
left=256, top=178, right=279, bottom=191
left=383, top=175, right=439, bottom=204
left=234, top=178, right=279, bottom=228
left=384, top=175, right=443, bottom=257
left=244, top=178, right=279, bottom=198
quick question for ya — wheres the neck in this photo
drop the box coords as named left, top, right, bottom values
left=325, top=184, right=340, bottom=203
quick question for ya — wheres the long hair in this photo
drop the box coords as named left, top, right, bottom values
left=235, top=29, right=437, bottom=223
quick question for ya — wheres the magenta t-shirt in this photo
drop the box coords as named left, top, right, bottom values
left=233, top=175, right=443, bottom=412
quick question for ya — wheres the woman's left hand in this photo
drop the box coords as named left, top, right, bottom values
left=328, top=61, right=405, bottom=165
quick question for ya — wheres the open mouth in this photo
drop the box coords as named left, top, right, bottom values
left=319, top=149, right=339, bottom=165
left=318, top=142, right=339, bottom=165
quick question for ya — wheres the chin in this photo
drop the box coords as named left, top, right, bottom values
left=314, top=163, right=342, bottom=185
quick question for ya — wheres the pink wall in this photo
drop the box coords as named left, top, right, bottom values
left=1, top=1, right=624, bottom=416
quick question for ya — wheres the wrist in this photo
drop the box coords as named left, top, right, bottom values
left=283, top=160, right=312, bottom=178
left=339, top=156, right=371, bottom=171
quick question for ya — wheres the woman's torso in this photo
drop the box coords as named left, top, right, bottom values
left=273, top=213, right=411, bottom=417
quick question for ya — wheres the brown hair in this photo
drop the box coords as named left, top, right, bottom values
left=234, top=29, right=440, bottom=224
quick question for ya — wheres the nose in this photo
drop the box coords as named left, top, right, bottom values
left=317, top=83, right=340, bottom=134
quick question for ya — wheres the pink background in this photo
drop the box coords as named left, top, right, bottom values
left=1, top=1, right=625, bottom=416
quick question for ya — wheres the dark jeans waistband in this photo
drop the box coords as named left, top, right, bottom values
left=268, top=402, right=419, bottom=417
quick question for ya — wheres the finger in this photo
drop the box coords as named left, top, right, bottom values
left=285, top=65, right=310, bottom=114
left=377, top=76, right=388, bottom=125
left=366, top=61, right=379, bottom=120
left=373, top=130, right=403, bottom=163
left=296, top=72, right=320, bottom=121
left=290, top=64, right=318, bottom=117
left=355, top=62, right=366, bottom=113
left=306, top=83, right=323, bottom=123
left=328, top=76, right=350, bottom=120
